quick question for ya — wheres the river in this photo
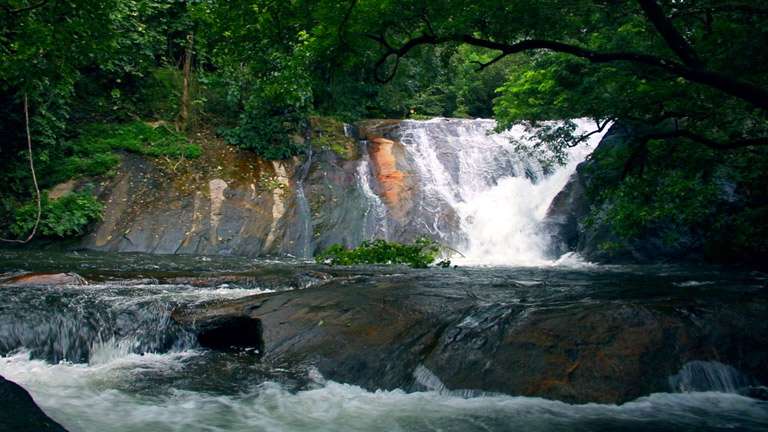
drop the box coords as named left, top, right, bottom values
left=1, top=250, right=767, bottom=431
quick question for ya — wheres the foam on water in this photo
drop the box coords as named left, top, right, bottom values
left=390, top=118, right=606, bottom=267
left=1, top=351, right=767, bottom=432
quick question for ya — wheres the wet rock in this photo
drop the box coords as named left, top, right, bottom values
left=0, top=272, right=88, bottom=287
left=368, top=137, right=413, bottom=220
left=543, top=123, right=705, bottom=263
left=0, top=375, right=68, bottom=432
left=173, top=277, right=768, bottom=404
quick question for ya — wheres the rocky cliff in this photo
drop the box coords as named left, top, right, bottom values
left=544, top=122, right=768, bottom=265
left=77, top=120, right=424, bottom=258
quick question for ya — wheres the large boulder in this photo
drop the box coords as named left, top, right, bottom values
left=543, top=123, right=707, bottom=263
left=0, top=375, right=67, bottom=432
left=173, top=274, right=768, bottom=404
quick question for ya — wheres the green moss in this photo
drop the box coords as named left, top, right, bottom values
left=76, top=121, right=201, bottom=159
left=51, top=121, right=202, bottom=183
left=309, top=116, right=357, bottom=160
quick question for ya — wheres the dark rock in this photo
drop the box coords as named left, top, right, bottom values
left=0, top=375, right=68, bottom=432
left=747, top=386, right=768, bottom=401
left=173, top=277, right=768, bottom=404
left=543, top=123, right=707, bottom=263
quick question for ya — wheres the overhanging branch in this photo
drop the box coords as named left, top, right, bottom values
left=642, top=130, right=768, bottom=150
left=370, top=33, right=768, bottom=111
left=1, top=0, right=49, bottom=15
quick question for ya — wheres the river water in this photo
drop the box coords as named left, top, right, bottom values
left=1, top=251, right=767, bottom=431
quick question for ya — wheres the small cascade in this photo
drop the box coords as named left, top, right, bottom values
left=0, top=285, right=197, bottom=363
left=412, top=364, right=447, bottom=392
left=394, top=118, right=606, bottom=265
left=669, top=360, right=753, bottom=393
left=355, top=139, right=390, bottom=241
left=290, top=132, right=315, bottom=259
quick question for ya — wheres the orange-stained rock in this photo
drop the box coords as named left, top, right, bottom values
left=368, top=137, right=412, bottom=220
left=0, top=272, right=88, bottom=287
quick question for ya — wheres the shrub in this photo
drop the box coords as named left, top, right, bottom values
left=219, top=106, right=305, bottom=160
left=9, top=192, right=104, bottom=239
left=75, top=121, right=201, bottom=158
left=315, top=238, right=442, bottom=268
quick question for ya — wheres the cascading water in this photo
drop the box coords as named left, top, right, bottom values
left=355, top=143, right=390, bottom=241
left=351, top=123, right=390, bottom=242
left=1, top=252, right=767, bottom=431
left=380, top=118, right=607, bottom=266
left=670, top=361, right=754, bottom=394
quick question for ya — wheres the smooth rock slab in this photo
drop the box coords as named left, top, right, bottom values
left=173, top=274, right=768, bottom=404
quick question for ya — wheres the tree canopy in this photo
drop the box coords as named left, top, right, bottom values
left=1, top=0, right=766, bottom=261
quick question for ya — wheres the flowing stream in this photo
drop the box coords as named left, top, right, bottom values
left=1, top=120, right=767, bottom=431
left=1, top=251, right=767, bottom=431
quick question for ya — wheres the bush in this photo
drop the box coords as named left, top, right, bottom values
left=9, top=192, right=104, bottom=239
left=219, top=105, right=305, bottom=160
left=74, top=121, right=202, bottom=159
left=315, top=238, right=442, bottom=268
left=46, top=121, right=201, bottom=184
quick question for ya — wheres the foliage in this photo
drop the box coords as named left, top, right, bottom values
left=74, top=121, right=202, bottom=159
left=310, top=117, right=357, bottom=159
left=257, top=174, right=288, bottom=195
left=9, top=192, right=104, bottom=239
left=1, top=0, right=766, bottom=262
left=584, top=135, right=768, bottom=261
left=316, top=238, right=442, bottom=268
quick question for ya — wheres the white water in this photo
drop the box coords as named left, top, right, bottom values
left=2, top=350, right=767, bottom=432
left=355, top=141, right=390, bottom=241
left=670, top=361, right=753, bottom=393
left=393, top=118, right=606, bottom=266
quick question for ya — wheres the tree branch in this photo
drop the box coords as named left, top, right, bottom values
left=636, top=0, right=703, bottom=67
left=1, top=0, right=49, bottom=15
left=569, top=118, right=615, bottom=147
left=370, top=33, right=768, bottom=111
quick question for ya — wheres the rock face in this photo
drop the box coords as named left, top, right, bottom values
left=0, top=375, right=68, bottom=432
left=82, top=136, right=301, bottom=256
left=544, top=123, right=707, bottom=263
left=79, top=120, right=422, bottom=258
left=173, top=274, right=768, bottom=404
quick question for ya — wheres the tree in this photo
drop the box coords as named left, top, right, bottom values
left=361, top=0, right=767, bottom=155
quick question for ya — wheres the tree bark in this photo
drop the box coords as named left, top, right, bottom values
left=178, top=31, right=194, bottom=132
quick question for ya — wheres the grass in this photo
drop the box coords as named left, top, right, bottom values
left=53, top=121, right=202, bottom=182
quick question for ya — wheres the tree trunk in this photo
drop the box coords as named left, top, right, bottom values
left=178, top=31, right=194, bottom=132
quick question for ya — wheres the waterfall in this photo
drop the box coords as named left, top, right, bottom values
left=669, top=361, right=753, bottom=393
left=356, top=141, right=390, bottom=241
left=388, top=118, right=606, bottom=266
left=290, top=131, right=314, bottom=259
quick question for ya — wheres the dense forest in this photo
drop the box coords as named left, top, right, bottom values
left=1, top=0, right=767, bottom=264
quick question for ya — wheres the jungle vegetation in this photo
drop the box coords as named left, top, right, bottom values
left=1, top=0, right=766, bottom=262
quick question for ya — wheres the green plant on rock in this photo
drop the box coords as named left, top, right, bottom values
left=74, top=121, right=202, bottom=159
left=315, top=238, right=442, bottom=268
left=9, top=192, right=104, bottom=239
left=257, top=173, right=288, bottom=195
